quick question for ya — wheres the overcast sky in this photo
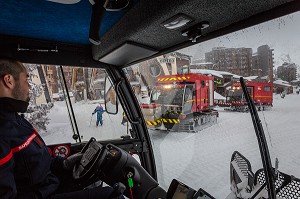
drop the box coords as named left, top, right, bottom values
left=179, top=11, right=300, bottom=68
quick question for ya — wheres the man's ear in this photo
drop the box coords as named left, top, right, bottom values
left=2, top=74, right=15, bottom=89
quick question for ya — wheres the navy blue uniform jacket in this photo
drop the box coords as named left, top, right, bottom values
left=0, top=98, right=61, bottom=199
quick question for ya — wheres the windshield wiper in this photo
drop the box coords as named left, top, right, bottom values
left=240, top=77, right=276, bottom=198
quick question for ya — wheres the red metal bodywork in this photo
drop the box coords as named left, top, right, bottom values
left=155, top=73, right=215, bottom=113
left=142, top=74, right=218, bottom=130
left=231, top=81, right=273, bottom=105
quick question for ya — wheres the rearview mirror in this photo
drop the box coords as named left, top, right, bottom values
left=104, top=76, right=118, bottom=114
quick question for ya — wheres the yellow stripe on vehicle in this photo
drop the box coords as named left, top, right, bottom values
left=185, top=100, right=194, bottom=102
left=169, top=77, right=177, bottom=81
left=147, top=121, right=153, bottom=125
left=146, top=118, right=181, bottom=125
left=157, top=76, right=190, bottom=82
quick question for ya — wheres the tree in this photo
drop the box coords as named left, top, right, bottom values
left=23, top=64, right=53, bottom=131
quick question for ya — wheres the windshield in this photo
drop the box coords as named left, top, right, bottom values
left=151, top=86, right=188, bottom=106
left=22, top=11, right=300, bottom=199
left=124, top=11, right=300, bottom=198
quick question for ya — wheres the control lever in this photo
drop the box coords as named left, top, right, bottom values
left=109, top=182, right=126, bottom=199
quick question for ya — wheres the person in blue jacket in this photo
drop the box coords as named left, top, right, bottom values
left=0, top=56, right=123, bottom=199
left=92, top=104, right=105, bottom=127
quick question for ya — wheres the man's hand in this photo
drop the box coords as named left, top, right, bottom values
left=63, top=152, right=83, bottom=170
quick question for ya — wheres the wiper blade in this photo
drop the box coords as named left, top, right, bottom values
left=240, top=77, right=276, bottom=198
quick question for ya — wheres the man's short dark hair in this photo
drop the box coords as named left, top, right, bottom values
left=0, top=56, right=24, bottom=80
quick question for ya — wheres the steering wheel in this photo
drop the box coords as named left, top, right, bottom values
left=73, top=137, right=107, bottom=181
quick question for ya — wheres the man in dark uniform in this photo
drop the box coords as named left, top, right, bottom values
left=0, top=56, right=124, bottom=199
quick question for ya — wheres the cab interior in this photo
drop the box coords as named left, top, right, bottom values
left=0, top=1, right=299, bottom=199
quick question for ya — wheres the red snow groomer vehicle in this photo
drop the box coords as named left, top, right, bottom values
left=141, top=74, right=218, bottom=132
left=215, top=81, right=273, bottom=111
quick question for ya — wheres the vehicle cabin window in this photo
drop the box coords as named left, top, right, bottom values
left=264, top=86, right=271, bottom=92
left=184, top=85, right=193, bottom=101
left=23, top=65, right=132, bottom=145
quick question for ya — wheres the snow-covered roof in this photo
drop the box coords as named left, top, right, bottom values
left=232, top=75, right=243, bottom=79
left=190, top=69, right=241, bottom=79
left=273, top=79, right=292, bottom=87
left=261, top=75, right=268, bottom=80
left=191, top=61, right=214, bottom=65
left=190, top=69, right=222, bottom=78
left=291, top=79, right=300, bottom=83
left=191, top=69, right=223, bottom=78
left=244, top=76, right=258, bottom=80
left=166, top=52, right=191, bottom=60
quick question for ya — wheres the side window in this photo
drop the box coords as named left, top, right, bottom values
left=24, top=64, right=132, bottom=145
left=184, top=85, right=193, bottom=101
left=264, top=86, right=271, bottom=92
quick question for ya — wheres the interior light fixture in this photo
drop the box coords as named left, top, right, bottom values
left=161, top=14, right=193, bottom=30
left=182, top=21, right=210, bottom=42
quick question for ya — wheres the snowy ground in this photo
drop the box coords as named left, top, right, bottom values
left=150, top=94, right=300, bottom=198
left=40, top=93, right=300, bottom=198
left=40, top=99, right=128, bottom=144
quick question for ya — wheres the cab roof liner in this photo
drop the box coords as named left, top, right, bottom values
left=0, top=0, right=299, bottom=67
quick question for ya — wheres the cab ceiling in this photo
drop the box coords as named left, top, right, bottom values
left=0, top=0, right=299, bottom=67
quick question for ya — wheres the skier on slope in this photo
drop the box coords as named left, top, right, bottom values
left=92, top=104, right=106, bottom=127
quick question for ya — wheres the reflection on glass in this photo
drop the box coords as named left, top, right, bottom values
left=125, top=12, right=300, bottom=198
